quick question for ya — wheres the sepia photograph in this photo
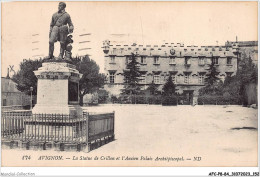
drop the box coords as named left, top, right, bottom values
left=0, top=0, right=259, bottom=175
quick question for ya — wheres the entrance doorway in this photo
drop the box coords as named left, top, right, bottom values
left=183, top=90, right=194, bottom=105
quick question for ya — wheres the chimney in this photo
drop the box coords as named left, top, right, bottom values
left=6, top=68, right=10, bottom=79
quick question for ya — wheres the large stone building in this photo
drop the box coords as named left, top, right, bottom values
left=102, top=40, right=257, bottom=104
left=225, top=40, right=258, bottom=64
left=1, top=77, right=33, bottom=107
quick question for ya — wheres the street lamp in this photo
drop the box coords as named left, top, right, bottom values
left=30, top=87, right=33, bottom=110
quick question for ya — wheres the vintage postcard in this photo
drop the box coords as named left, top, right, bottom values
left=1, top=0, right=258, bottom=174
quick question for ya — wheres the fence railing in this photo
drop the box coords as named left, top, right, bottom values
left=1, top=111, right=115, bottom=151
left=88, top=112, right=115, bottom=142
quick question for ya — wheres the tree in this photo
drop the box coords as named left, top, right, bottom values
left=12, top=59, right=43, bottom=95
left=205, top=60, right=220, bottom=86
left=122, top=53, right=142, bottom=95
left=162, top=75, right=176, bottom=96
left=199, top=51, right=258, bottom=105
left=221, top=52, right=258, bottom=105
left=146, top=80, right=158, bottom=95
left=13, top=55, right=105, bottom=106
left=199, top=60, right=222, bottom=95
left=72, top=55, right=105, bottom=106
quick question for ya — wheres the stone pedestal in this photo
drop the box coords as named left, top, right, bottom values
left=32, top=61, right=83, bottom=118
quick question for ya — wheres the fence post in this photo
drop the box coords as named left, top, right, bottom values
left=37, top=114, right=40, bottom=141
left=86, top=112, right=90, bottom=152
left=44, top=113, right=47, bottom=143
left=11, top=113, right=14, bottom=140
left=25, top=113, right=27, bottom=141
left=34, top=114, right=37, bottom=141
left=69, top=115, right=74, bottom=142
left=112, top=111, right=115, bottom=140
left=41, top=114, right=43, bottom=142
left=57, top=114, right=60, bottom=142
left=55, top=114, right=57, bottom=142
left=64, top=114, right=67, bottom=143
left=61, top=114, right=64, bottom=143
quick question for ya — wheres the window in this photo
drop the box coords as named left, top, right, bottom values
left=169, top=57, right=176, bottom=65
left=184, top=73, right=190, bottom=84
left=154, top=56, right=159, bottom=64
left=171, top=75, right=177, bottom=84
left=198, top=57, right=205, bottom=65
left=3, top=99, right=7, bottom=106
left=154, top=75, right=160, bottom=84
left=110, top=56, right=115, bottom=63
left=212, top=57, right=219, bottom=65
left=109, top=72, right=115, bottom=83
left=141, top=56, right=146, bottom=64
left=198, top=73, right=205, bottom=84
left=177, top=74, right=183, bottom=84
left=139, top=75, right=146, bottom=84
left=185, top=57, right=191, bottom=65
left=227, top=57, right=232, bottom=65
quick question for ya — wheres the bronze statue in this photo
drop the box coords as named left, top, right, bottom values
left=48, top=2, right=74, bottom=60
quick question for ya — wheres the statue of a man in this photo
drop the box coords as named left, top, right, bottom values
left=48, top=2, right=74, bottom=59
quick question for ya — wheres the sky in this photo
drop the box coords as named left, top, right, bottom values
left=1, top=1, right=258, bottom=76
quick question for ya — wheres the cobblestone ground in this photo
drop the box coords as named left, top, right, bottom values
left=2, top=104, right=258, bottom=167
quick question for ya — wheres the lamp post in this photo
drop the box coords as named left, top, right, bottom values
left=30, top=87, right=33, bottom=110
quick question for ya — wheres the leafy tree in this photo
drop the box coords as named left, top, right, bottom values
left=12, top=55, right=105, bottom=106
left=221, top=52, right=258, bottom=105
left=122, top=53, right=142, bottom=95
left=97, top=89, right=109, bottom=103
left=72, top=55, right=105, bottom=106
left=199, top=51, right=258, bottom=105
left=12, top=59, right=43, bottom=95
left=162, top=75, right=176, bottom=96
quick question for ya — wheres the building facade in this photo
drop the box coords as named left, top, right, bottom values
left=225, top=40, right=258, bottom=64
left=102, top=40, right=256, bottom=104
left=1, top=77, right=33, bottom=107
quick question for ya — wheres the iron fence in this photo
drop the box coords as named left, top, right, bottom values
left=1, top=111, right=115, bottom=151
